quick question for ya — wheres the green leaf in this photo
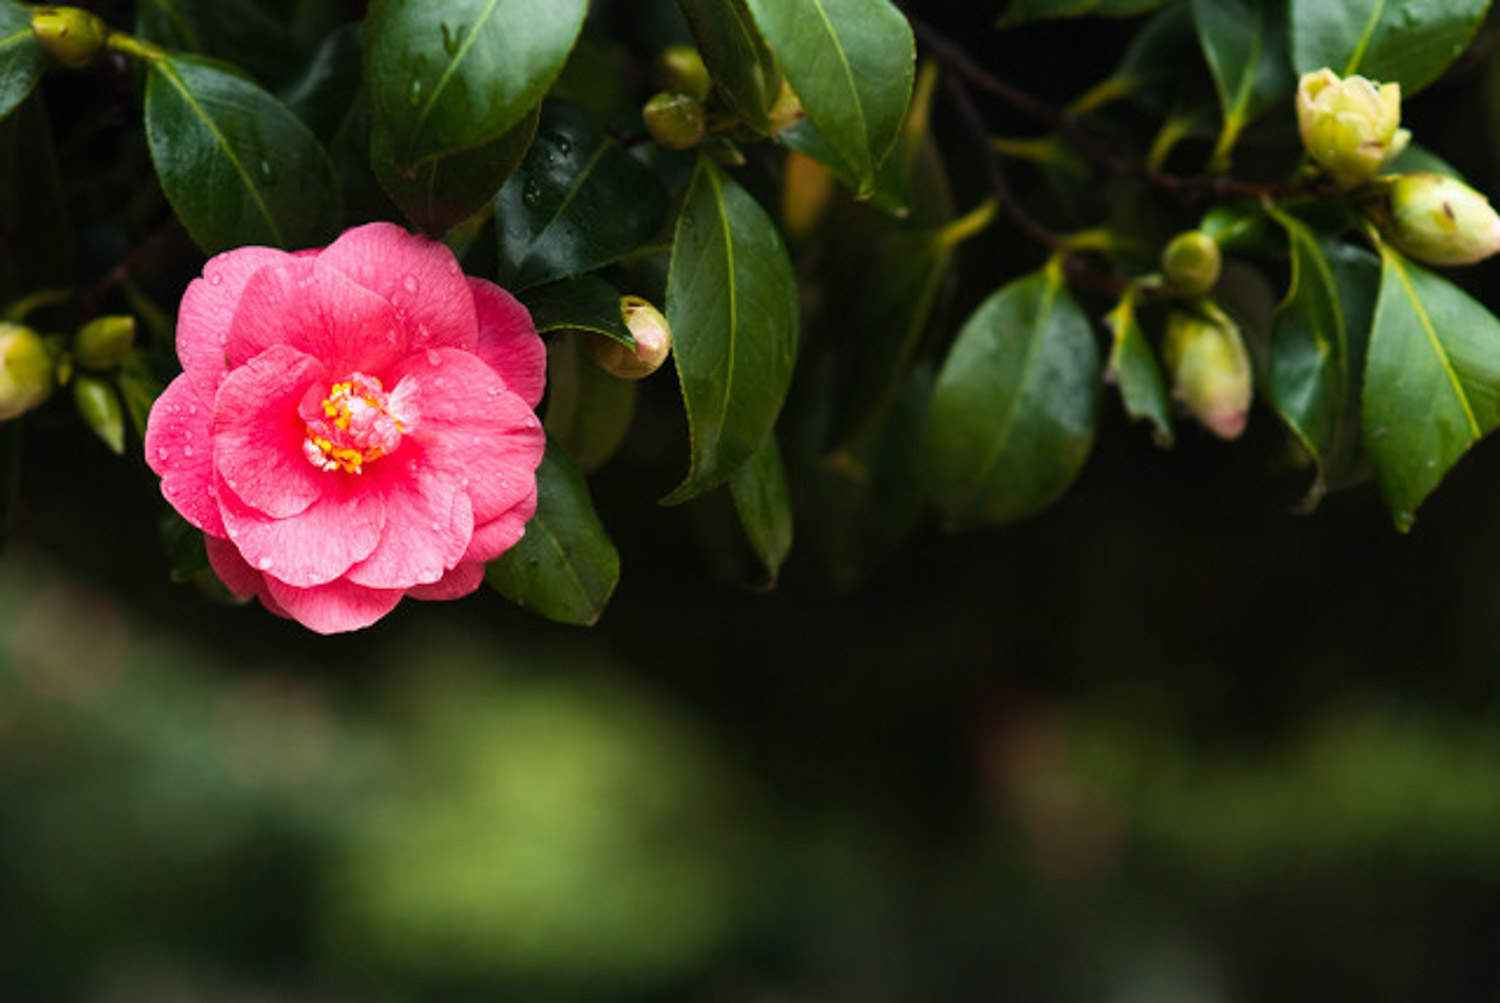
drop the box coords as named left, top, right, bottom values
left=374, top=102, right=538, bottom=237
left=144, top=54, right=341, bottom=255
left=365, top=0, right=587, bottom=169
left=1385, top=141, right=1465, bottom=180
left=159, top=508, right=210, bottom=583
left=73, top=375, right=125, bottom=455
left=0, top=92, right=70, bottom=303
left=1104, top=290, right=1174, bottom=446
left=1363, top=246, right=1500, bottom=530
left=928, top=261, right=1100, bottom=528
left=520, top=274, right=634, bottom=347
left=662, top=158, right=799, bottom=504
left=729, top=432, right=792, bottom=585
left=1290, top=0, right=1488, bottom=95
left=280, top=22, right=364, bottom=140
left=136, top=0, right=309, bottom=89
left=744, top=0, right=913, bottom=198
left=487, top=441, right=620, bottom=626
left=676, top=0, right=783, bottom=134
left=999, top=0, right=1173, bottom=27
left=1113, top=3, right=1204, bottom=114
left=0, top=0, right=43, bottom=125
left=777, top=118, right=908, bottom=215
left=1266, top=209, right=1380, bottom=494
left=495, top=102, right=667, bottom=290
left=1192, top=0, right=1295, bottom=169
left=543, top=331, right=638, bottom=474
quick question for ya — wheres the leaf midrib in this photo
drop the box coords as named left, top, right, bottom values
left=516, top=139, right=612, bottom=274
left=411, top=0, right=503, bottom=156
left=806, top=0, right=872, bottom=177
left=1388, top=251, right=1480, bottom=437
left=706, top=165, right=739, bottom=468
left=1342, top=0, right=1387, bottom=76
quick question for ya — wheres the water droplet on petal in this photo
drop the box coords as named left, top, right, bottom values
left=156, top=447, right=170, bottom=461
left=402, top=274, right=420, bottom=295
left=426, top=349, right=442, bottom=366
left=257, top=556, right=274, bottom=570
left=182, top=444, right=193, bottom=457
left=207, top=271, right=224, bottom=286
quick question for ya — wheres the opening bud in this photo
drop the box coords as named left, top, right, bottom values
left=1161, top=230, right=1222, bottom=296
left=1376, top=172, right=1500, bottom=266
left=1163, top=305, right=1251, bottom=441
left=588, top=297, right=672, bottom=380
left=0, top=323, right=55, bottom=420
left=657, top=45, right=711, bottom=103
left=31, top=6, right=111, bottom=70
left=643, top=92, right=707, bottom=151
left=73, top=374, right=125, bottom=454
left=74, top=314, right=136, bottom=371
left=1296, top=69, right=1407, bottom=189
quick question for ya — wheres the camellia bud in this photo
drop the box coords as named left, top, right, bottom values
left=73, top=373, right=125, bottom=454
left=1377, top=172, right=1500, bottom=266
left=642, top=92, right=707, bottom=151
left=658, top=45, right=711, bottom=103
left=30, top=6, right=111, bottom=70
left=0, top=322, right=55, bottom=420
left=1163, top=306, right=1252, bottom=441
left=1161, top=230, right=1222, bottom=296
left=1296, top=69, right=1408, bottom=189
left=74, top=314, right=136, bottom=371
left=588, top=297, right=672, bottom=380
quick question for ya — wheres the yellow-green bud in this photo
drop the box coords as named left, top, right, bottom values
left=588, top=297, right=672, bottom=380
left=1378, top=172, right=1500, bottom=266
left=0, top=323, right=55, bottom=420
left=1296, top=69, right=1408, bottom=189
left=73, top=374, right=124, bottom=454
left=766, top=79, right=805, bottom=136
left=1161, top=230, right=1222, bottom=296
left=74, top=314, right=135, bottom=371
left=658, top=45, right=711, bottom=103
left=31, top=6, right=111, bottom=70
left=643, top=92, right=706, bottom=151
left=1163, top=306, right=1251, bottom=441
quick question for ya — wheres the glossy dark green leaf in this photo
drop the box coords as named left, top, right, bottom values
left=495, top=102, right=667, bottom=290
left=281, top=22, right=364, bottom=140
left=159, top=508, right=210, bottom=583
left=1104, top=291, right=1173, bottom=446
left=0, top=93, right=70, bottom=303
left=999, top=0, right=1172, bottom=26
left=1266, top=209, right=1380, bottom=494
left=145, top=54, right=341, bottom=255
left=744, top=0, right=913, bottom=198
left=676, top=0, right=783, bottom=134
left=1290, top=0, right=1487, bottom=95
left=520, top=274, right=634, bottom=348
left=1385, top=142, right=1464, bottom=180
left=1114, top=3, right=1203, bottom=114
left=662, top=158, right=799, bottom=504
left=73, top=375, right=125, bottom=455
left=136, top=0, right=309, bottom=89
left=543, top=331, right=638, bottom=474
left=375, top=103, right=538, bottom=237
left=0, top=0, right=43, bottom=125
left=928, top=262, right=1100, bottom=528
left=365, top=0, right=587, bottom=169
left=778, top=119, right=908, bottom=216
left=729, top=432, right=792, bottom=585
left=1363, top=246, right=1500, bottom=530
left=1192, top=0, right=1295, bottom=169
left=487, top=441, right=620, bottom=626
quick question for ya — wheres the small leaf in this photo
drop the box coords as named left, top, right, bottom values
left=521, top=274, right=634, bottom=347
left=374, top=102, right=538, bottom=237
left=1192, top=0, right=1295, bottom=169
left=281, top=22, right=364, bottom=140
left=729, top=432, right=792, bottom=585
left=73, top=375, right=125, bottom=455
left=487, top=441, right=620, bottom=626
left=495, top=102, right=668, bottom=290
left=928, top=261, right=1100, bottom=528
left=1290, top=0, right=1488, bottom=95
left=1385, top=142, right=1465, bottom=180
left=662, top=158, right=799, bottom=504
left=778, top=118, right=909, bottom=215
left=676, top=0, right=783, bottom=134
left=1104, top=290, right=1174, bottom=446
left=544, top=331, right=638, bottom=474
left=145, top=54, right=341, bottom=255
left=365, top=0, right=587, bottom=169
left=744, top=0, right=914, bottom=198
left=0, top=0, right=44, bottom=124
left=1363, top=246, right=1500, bottom=530
left=136, top=0, right=309, bottom=89
left=1266, top=208, right=1380, bottom=494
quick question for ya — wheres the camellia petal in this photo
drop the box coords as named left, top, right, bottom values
left=220, top=474, right=385, bottom=588
left=406, top=560, right=486, bottom=601
left=146, top=373, right=226, bottom=537
left=211, top=344, right=329, bottom=519
left=177, top=245, right=298, bottom=404
left=464, top=497, right=536, bottom=564
left=470, top=277, right=545, bottom=408
left=263, top=576, right=405, bottom=635
left=204, top=534, right=264, bottom=599
left=343, top=465, right=473, bottom=589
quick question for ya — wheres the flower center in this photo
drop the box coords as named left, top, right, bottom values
left=301, top=372, right=411, bottom=474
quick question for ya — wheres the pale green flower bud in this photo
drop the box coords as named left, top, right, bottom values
left=643, top=92, right=707, bottom=151
left=1161, top=230, right=1222, bottom=296
left=31, top=6, right=111, bottom=70
left=74, top=314, right=136, bottom=371
left=0, top=323, right=55, bottom=420
left=73, top=374, right=125, bottom=454
left=658, top=45, right=711, bottom=103
left=1163, top=306, right=1251, bottom=441
left=1378, top=172, right=1500, bottom=266
left=1296, top=69, right=1408, bottom=189
left=588, top=297, right=672, bottom=380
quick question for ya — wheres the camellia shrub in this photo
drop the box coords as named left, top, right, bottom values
left=2, top=0, right=1498, bottom=632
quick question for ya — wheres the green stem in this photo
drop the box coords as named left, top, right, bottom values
left=104, top=32, right=166, bottom=64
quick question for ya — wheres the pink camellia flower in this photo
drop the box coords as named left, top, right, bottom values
left=145, top=222, right=546, bottom=634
